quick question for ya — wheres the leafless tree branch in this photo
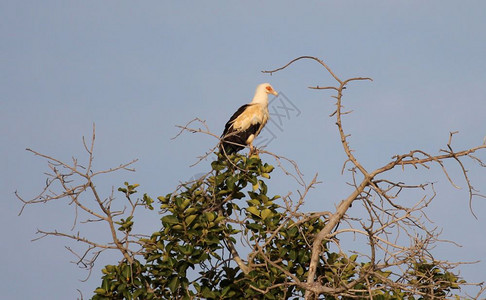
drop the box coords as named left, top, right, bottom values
left=263, top=56, right=485, bottom=299
left=17, top=124, right=143, bottom=274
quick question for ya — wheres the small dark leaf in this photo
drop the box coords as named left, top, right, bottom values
left=162, top=215, right=179, bottom=225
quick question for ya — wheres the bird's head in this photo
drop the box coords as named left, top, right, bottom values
left=252, top=83, right=278, bottom=104
left=260, top=83, right=278, bottom=96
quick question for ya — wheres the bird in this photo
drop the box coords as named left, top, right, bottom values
left=220, top=83, right=278, bottom=156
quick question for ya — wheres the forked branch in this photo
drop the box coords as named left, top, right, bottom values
left=17, top=124, right=141, bottom=271
left=263, top=56, right=486, bottom=299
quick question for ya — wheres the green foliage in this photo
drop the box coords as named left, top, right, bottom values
left=118, top=182, right=140, bottom=197
left=93, top=154, right=465, bottom=299
left=409, top=260, right=464, bottom=299
left=93, top=260, right=149, bottom=300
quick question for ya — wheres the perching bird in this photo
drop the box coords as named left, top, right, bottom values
left=220, top=83, right=278, bottom=155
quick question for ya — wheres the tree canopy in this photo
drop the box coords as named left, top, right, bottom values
left=18, top=57, right=486, bottom=299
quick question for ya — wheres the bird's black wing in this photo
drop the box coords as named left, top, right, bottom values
left=222, top=104, right=251, bottom=136
left=220, top=104, right=260, bottom=154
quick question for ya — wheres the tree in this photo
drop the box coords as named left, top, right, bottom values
left=18, top=56, right=486, bottom=299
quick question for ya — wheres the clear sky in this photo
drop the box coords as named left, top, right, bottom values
left=1, top=1, right=485, bottom=299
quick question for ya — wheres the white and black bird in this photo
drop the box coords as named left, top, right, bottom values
left=220, top=83, right=278, bottom=155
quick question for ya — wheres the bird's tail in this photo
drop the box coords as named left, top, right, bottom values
left=219, top=141, right=236, bottom=156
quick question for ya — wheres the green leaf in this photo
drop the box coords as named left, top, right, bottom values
left=158, top=194, right=171, bottom=204
left=101, top=278, right=110, bottom=292
left=211, top=160, right=226, bottom=171
left=172, top=224, right=183, bottom=230
left=185, top=207, right=197, bottom=214
left=247, top=199, right=260, bottom=206
left=180, top=198, right=191, bottom=210
left=259, top=180, right=268, bottom=194
left=246, top=206, right=260, bottom=217
left=261, top=208, right=273, bottom=220
left=214, top=215, right=225, bottom=223
left=227, top=175, right=238, bottom=190
left=202, top=287, right=216, bottom=298
left=296, top=265, right=304, bottom=276
left=247, top=222, right=263, bottom=232
left=205, top=212, right=216, bottom=222
left=94, top=288, right=106, bottom=295
left=185, top=214, right=197, bottom=226
left=122, top=264, right=130, bottom=281
left=162, top=215, right=179, bottom=225
left=221, top=285, right=231, bottom=297
left=289, top=250, right=297, bottom=260
left=263, top=163, right=275, bottom=173
left=132, top=288, right=145, bottom=298
left=287, top=226, right=298, bottom=237
left=168, top=276, right=179, bottom=293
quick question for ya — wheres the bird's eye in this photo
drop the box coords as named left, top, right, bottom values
left=266, top=86, right=272, bottom=91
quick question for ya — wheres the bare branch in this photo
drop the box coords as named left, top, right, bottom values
left=261, top=56, right=486, bottom=299
left=18, top=125, right=143, bottom=273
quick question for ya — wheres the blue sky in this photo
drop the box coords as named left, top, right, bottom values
left=1, top=1, right=486, bottom=298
